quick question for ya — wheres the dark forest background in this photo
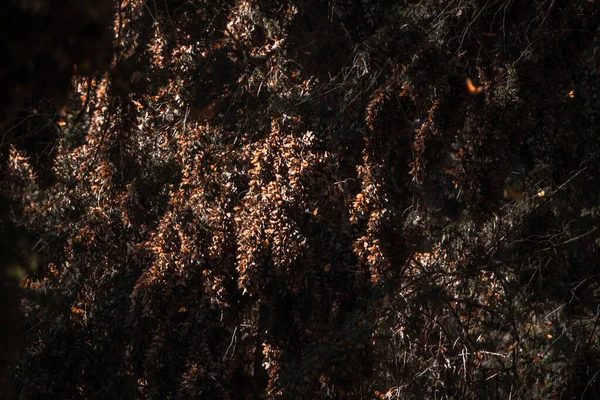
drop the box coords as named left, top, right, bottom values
left=1, top=0, right=600, bottom=398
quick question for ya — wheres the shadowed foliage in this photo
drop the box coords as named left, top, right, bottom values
left=2, top=0, right=600, bottom=399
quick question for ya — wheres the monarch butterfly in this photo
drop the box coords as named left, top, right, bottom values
left=504, top=186, right=524, bottom=200
left=466, top=77, right=484, bottom=95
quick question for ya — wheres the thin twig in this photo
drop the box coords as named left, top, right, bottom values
left=580, top=368, right=600, bottom=400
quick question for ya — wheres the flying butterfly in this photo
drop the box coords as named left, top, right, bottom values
left=466, top=77, right=484, bottom=95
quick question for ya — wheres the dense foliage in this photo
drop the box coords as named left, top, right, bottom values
left=2, top=0, right=600, bottom=398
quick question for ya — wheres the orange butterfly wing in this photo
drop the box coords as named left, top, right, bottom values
left=466, top=78, right=484, bottom=94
